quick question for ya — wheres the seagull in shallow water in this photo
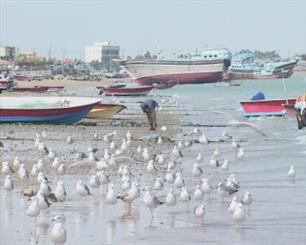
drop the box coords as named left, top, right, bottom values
left=193, top=185, right=204, bottom=200
left=165, top=169, right=175, bottom=184
left=287, top=165, right=296, bottom=179
left=152, top=177, right=164, bottom=191
left=199, top=134, right=209, bottom=144
left=4, top=175, right=14, bottom=191
left=228, top=196, right=239, bottom=213
left=201, top=178, right=212, bottom=194
left=232, top=202, right=246, bottom=223
left=174, top=172, right=185, bottom=188
left=192, top=162, right=203, bottom=177
left=237, top=147, right=245, bottom=160
left=76, top=180, right=91, bottom=196
left=241, top=191, right=253, bottom=207
left=66, top=136, right=73, bottom=145
left=105, top=183, right=117, bottom=205
left=221, top=159, right=229, bottom=171
left=89, top=174, right=100, bottom=189
left=143, top=186, right=164, bottom=218
left=180, top=186, right=191, bottom=202
left=194, top=204, right=205, bottom=224
left=37, top=190, right=51, bottom=210
left=50, top=215, right=67, bottom=244
left=166, top=188, right=176, bottom=207
left=147, top=160, right=157, bottom=174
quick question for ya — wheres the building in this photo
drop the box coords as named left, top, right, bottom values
left=0, top=46, right=19, bottom=61
left=85, top=41, right=120, bottom=71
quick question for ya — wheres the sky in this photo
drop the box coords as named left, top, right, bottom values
left=0, top=0, right=305, bottom=59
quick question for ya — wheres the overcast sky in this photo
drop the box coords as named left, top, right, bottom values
left=1, top=0, right=305, bottom=58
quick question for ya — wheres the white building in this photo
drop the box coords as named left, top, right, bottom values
left=85, top=41, right=110, bottom=63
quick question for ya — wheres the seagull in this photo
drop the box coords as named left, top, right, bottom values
left=50, top=215, right=67, bottom=244
left=142, top=148, right=150, bottom=161
left=166, top=188, right=176, bottom=207
left=177, top=141, right=184, bottom=150
left=110, top=141, right=116, bottom=150
left=97, top=171, right=110, bottom=185
left=117, top=181, right=140, bottom=205
left=89, top=174, right=101, bottom=189
left=136, top=145, right=142, bottom=154
left=213, top=148, right=220, bottom=158
left=18, top=164, right=29, bottom=181
left=152, top=177, right=164, bottom=191
left=196, top=153, right=203, bottom=163
left=57, top=164, right=66, bottom=175
left=198, top=134, right=209, bottom=144
left=31, top=164, right=39, bottom=177
left=41, top=131, right=47, bottom=138
left=192, top=162, right=203, bottom=177
left=121, top=139, right=128, bottom=151
left=4, top=175, right=14, bottom=191
left=13, top=157, right=21, bottom=170
left=93, top=133, right=98, bottom=141
left=232, top=202, right=246, bottom=223
left=126, top=130, right=132, bottom=141
left=156, top=154, right=165, bottom=165
left=194, top=204, right=205, bottom=224
left=76, top=180, right=91, bottom=196
left=104, top=149, right=110, bottom=160
left=180, top=186, right=191, bottom=202
left=201, top=178, right=212, bottom=194
left=228, top=196, right=239, bottom=213
left=287, top=165, right=296, bottom=179
left=1, top=161, right=14, bottom=175
left=160, top=125, right=167, bottom=131
left=52, top=157, right=60, bottom=169
left=157, top=136, right=163, bottom=145
left=55, top=180, right=66, bottom=202
left=37, top=172, right=48, bottom=184
left=48, top=149, right=56, bottom=160
left=105, top=183, right=117, bottom=205
left=174, top=172, right=185, bottom=188
left=39, top=179, right=52, bottom=196
left=38, top=142, right=48, bottom=155
left=241, top=191, right=253, bottom=206
left=172, top=146, right=183, bottom=158
left=37, top=190, right=51, bottom=210
left=147, top=160, right=157, bottom=174
left=96, top=159, right=109, bottom=170
left=143, top=186, right=164, bottom=218
left=121, top=178, right=131, bottom=192
left=193, top=185, right=204, bottom=200
left=165, top=169, right=175, bottom=184
left=221, top=159, right=229, bottom=171
left=66, top=136, right=73, bottom=145
left=237, top=147, right=245, bottom=160
left=88, top=152, right=97, bottom=161
left=209, top=156, right=219, bottom=168
left=37, top=159, right=44, bottom=171
left=222, top=130, right=232, bottom=141
left=231, top=139, right=240, bottom=148
left=26, top=196, right=40, bottom=222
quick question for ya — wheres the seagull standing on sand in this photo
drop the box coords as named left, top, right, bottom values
left=193, top=185, right=204, bottom=200
left=18, top=164, right=29, bottom=181
left=57, top=164, right=66, bottom=175
left=26, top=196, right=40, bottom=223
left=50, top=215, right=67, bottom=244
left=165, top=169, right=175, bottom=184
left=76, top=180, right=91, bottom=196
left=201, top=178, right=212, bottom=194
left=37, top=159, right=44, bottom=171
left=166, top=188, right=176, bottom=207
left=4, top=175, right=14, bottom=191
left=194, top=204, right=205, bottom=224
left=287, top=165, right=296, bottom=179
left=174, top=172, right=185, bottom=189
left=52, top=157, right=60, bottom=169
left=37, top=190, right=51, bottom=210
left=147, top=160, right=156, bottom=174
left=152, top=177, right=164, bottom=191
left=237, top=147, right=245, bottom=160
left=55, top=181, right=66, bottom=202
left=180, top=186, right=191, bottom=202
left=13, top=157, right=21, bottom=170
left=1, top=161, right=14, bottom=175
left=66, top=136, right=73, bottom=145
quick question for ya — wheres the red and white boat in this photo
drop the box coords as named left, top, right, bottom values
left=240, top=98, right=296, bottom=117
left=100, top=86, right=153, bottom=96
left=0, top=75, right=15, bottom=90
left=116, top=48, right=231, bottom=85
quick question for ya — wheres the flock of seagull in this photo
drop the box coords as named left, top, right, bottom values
left=1, top=124, right=297, bottom=244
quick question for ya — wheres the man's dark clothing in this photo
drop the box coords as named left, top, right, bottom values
left=140, top=99, right=158, bottom=130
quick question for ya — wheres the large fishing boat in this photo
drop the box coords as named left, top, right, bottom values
left=117, top=48, right=231, bottom=85
left=230, top=52, right=297, bottom=80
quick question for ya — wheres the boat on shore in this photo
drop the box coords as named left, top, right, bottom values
left=240, top=98, right=296, bottom=117
left=100, top=86, right=153, bottom=96
left=0, top=96, right=101, bottom=124
left=0, top=75, right=15, bottom=90
left=116, top=48, right=231, bottom=85
left=230, top=52, right=297, bottom=80
left=11, top=86, right=64, bottom=93
left=86, top=103, right=126, bottom=119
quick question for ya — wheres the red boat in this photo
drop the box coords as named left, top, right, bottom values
left=101, top=86, right=153, bottom=96
left=96, top=84, right=126, bottom=90
left=240, top=98, right=296, bottom=117
left=11, top=86, right=64, bottom=93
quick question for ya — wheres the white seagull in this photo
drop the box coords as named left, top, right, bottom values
left=50, top=215, right=67, bottom=244
left=194, top=204, right=205, bottom=224
left=287, top=165, right=296, bottom=179
left=4, top=175, right=14, bottom=191
left=55, top=180, right=66, bottom=202
left=76, top=180, right=91, bottom=196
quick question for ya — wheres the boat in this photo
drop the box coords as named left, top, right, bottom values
left=96, top=84, right=126, bottom=90
left=153, top=80, right=177, bottom=89
left=0, top=75, right=15, bottom=90
left=294, top=94, right=306, bottom=129
left=100, top=86, right=153, bottom=96
left=11, top=86, right=64, bottom=93
left=116, top=48, right=231, bottom=85
left=0, top=96, right=101, bottom=124
left=240, top=98, right=296, bottom=117
left=230, top=52, right=297, bottom=80
left=86, top=103, right=126, bottom=119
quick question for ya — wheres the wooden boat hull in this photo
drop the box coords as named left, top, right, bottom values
left=86, top=104, right=126, bottom=119
left=0, top=96, right=101, bottom=124
left=101, top=86, right=153, bottom=96
left=240, top=98, right=296, bottom=117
